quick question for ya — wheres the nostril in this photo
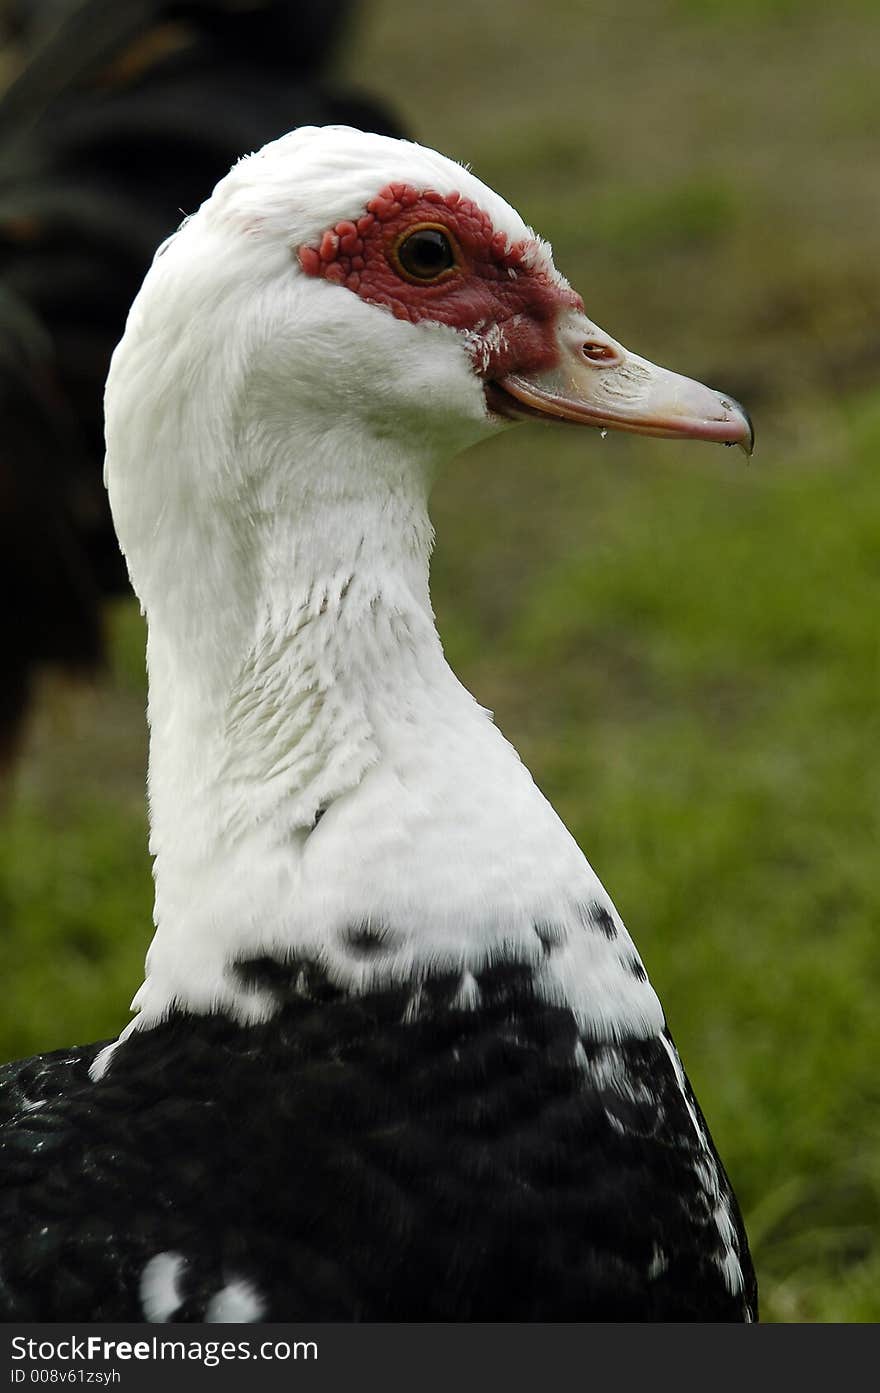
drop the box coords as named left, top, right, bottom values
left=581, top=340, right=620, bottom=365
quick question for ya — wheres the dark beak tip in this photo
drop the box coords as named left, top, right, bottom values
left=725, top=395, right=755, bottom=457
left=744, top=410, right=756, bottom=457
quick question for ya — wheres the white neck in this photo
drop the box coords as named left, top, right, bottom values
left=113, top=422, right=664, bottom=1048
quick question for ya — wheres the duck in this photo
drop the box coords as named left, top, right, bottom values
left=0, top=124, right=757, bottom=1322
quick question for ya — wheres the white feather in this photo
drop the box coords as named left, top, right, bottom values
left=140, top=1251, right=185, bottom=1322
left=205, top=1278, right=265, bottom=1323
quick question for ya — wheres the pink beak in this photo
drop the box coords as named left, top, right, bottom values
left=490, top=311, right=754, bottom=455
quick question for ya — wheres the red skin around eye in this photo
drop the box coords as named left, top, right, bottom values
left=297, top=184, right=583, bottom=380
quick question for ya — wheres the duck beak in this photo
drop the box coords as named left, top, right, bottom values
left=490, top=311, right=754, bottom=455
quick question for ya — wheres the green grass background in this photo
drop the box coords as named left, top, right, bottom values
left=2, top=0, right=879, bottom=1321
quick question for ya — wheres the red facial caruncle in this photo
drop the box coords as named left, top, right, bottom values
left=297, top=183, right=583, bottom=382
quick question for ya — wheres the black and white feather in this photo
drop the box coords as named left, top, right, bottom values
left=1, top=959, right=755, bottom=1320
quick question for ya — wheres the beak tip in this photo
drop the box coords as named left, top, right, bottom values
left=725, top=397, right=755, bottom=457
left=743, top=411, right=756, bottom=459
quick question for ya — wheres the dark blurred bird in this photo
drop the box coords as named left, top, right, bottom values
left=0, top=0, right=404, bottom=764
left=0, top=125, right=756, bottom=1321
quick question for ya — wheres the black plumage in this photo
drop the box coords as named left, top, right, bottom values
left=0, top=957, right=757, bottom=1321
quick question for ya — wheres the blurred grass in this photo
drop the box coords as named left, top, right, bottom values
left=2, top=0, right=879, bottom=1322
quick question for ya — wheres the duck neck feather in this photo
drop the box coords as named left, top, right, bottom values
left=114, top=429, right=663, bottom=1049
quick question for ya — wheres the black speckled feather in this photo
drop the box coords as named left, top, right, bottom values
left=0, top=957, right=756, bottom=1321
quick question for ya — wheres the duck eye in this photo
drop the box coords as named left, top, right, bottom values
left=394, top=225, right=457, bottom=282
